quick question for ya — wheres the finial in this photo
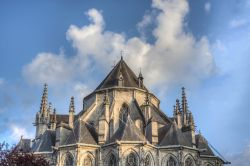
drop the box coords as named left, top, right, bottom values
left=120, top=50, right=124, bottom=61
left=175, top=99, right=181, bottom=113
left=53, top=108, right=56, bottom=114
left=40, top=83, right=48, bottom=113
left=138, top=68, right=143, bottom=79
left=138, top=68, right=144, bottom=89
left=69, top=96, right=75, bottom=113
left=181, top=87, right=188, bottom=112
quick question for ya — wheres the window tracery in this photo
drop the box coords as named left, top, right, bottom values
left=185, top=157, right=194, bottom=166
left=167, top=156, right=176, bottom=166
left=108, top=154, right=116, bottom=166
left=126, top=153, right=137, bottom=166
left=63, top=153, right=73, bottom=166
left=145, top=155, right=151, bottom=166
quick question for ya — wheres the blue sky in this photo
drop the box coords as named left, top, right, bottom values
left=0, top=0, right=250, bottom=164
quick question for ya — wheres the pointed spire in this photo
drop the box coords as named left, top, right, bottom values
left=138, top=68, right=144, bottom=88
left=181, top=87, right=189, bottom=126
left=40, top=83, right=48, bottom=114
left=69, top=96, right=75, bottom=113
left=181, top=87, right=188, bottom=113
left=138, top=68, right=143, bottom=79
left=120, top=50, right=124, bottom=61
left=173, top=105, right=177, bottom=117
left=175, top=99, right=181, bottom=113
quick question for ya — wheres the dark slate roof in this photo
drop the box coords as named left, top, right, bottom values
left=106, top=114, right=146, bottom=144
left=95, top=58, right=146, bottom=90
left=18, top=138, right=31, bottom=153
left=159, top=122, right=192, bottom=147
left=141, top=104, right=170, bottom=125
left=64, top=120, right=97, bottom=145
left=32, top=130, right=56, bottom=152
left=196, top=134, right=215, bottom=156
left=128, top=100, right=146, bottom=124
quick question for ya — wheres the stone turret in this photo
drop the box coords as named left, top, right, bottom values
left=144, top=92, right=152, bottom=123
left=174, top=99, right=182, bottom=128
left=179, top=87, right=196, bottom=147
left=98, top=91, right=110, bottom=144
left=69, top=96, right=75, bottom=128
left=143, top=92, right=158, bottom=144
left=35, top=84, right=50, bottom=139
left=188, top=112, right=196, bottom=147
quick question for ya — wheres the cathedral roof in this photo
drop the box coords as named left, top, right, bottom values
left=106, top=114, right=146, bottom=144
left=95, top=57, right=146, bottom=91
left=32, top=130, right=56, bottom=152
left=17, top=138, right=31, bottom=153
left=64, top=120, right=98, bottom=145
left=159, top=122, right=192, bottom=147
left=195, top=134, right=215, bottom=156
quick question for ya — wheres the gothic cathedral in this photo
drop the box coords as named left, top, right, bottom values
left=19, top=57, right=226, bottom=166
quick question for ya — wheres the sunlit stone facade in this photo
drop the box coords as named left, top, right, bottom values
left=20, top=58, right=226, bottom=166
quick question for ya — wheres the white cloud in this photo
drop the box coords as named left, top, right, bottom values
left=227, top=143, right=250, bottom=166
left=230, top=19, right=248, bottom=28
left=23, top=52, right=75, bottom=86
left=10, top=124, right=33, bottom=141
left=23, top=0, right=216, bottom=94
left=204, top=2, right=211, bottom=13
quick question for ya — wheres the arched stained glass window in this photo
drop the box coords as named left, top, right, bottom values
left=167, top=156, right=176, bottom=166
left=83, top=155, right=92, bottom=166
left=63, top=153, right=73, bottom=166
left=185, top=157, right=194, bottom=166
left=126, top=153, right=137, bottom=166
left=109, top=154, right=116, bottom=166
left=145, top=155, right=151, bottom=166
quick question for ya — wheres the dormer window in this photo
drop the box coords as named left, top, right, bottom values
left=118, top=73, right=124, bottom=86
